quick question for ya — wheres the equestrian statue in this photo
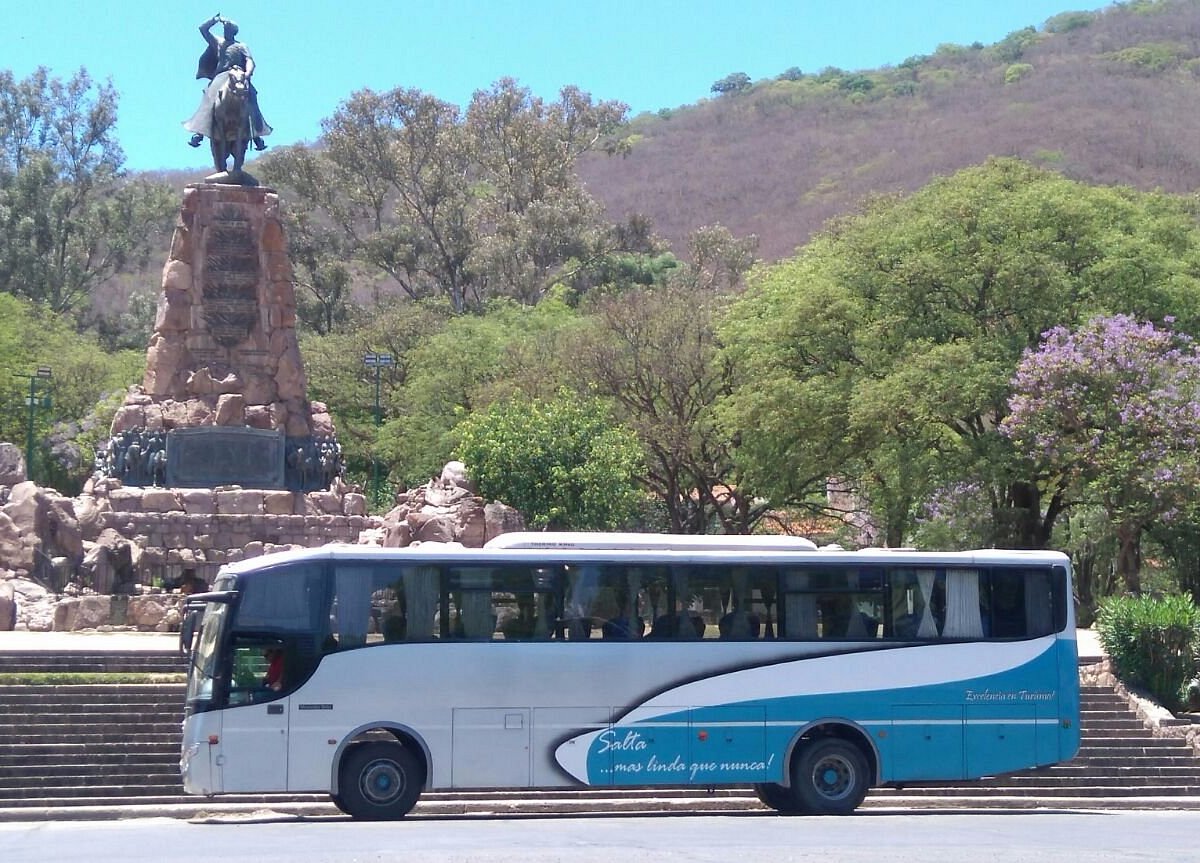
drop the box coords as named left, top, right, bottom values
left=183, top=13, right=272, bottom=183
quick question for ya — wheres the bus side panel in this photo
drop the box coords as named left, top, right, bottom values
left=558, top=638, right=1067, bottom=787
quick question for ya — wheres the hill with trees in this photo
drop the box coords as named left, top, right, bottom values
left=579, top=0, right=1200, bottom=260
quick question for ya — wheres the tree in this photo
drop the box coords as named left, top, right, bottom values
left=260, top=78, right=629, bottom=314
left=576, top=279, right=767, bottom=534
left=298, top=298, right=453, bottom=499
left=720, top=158, right=1200, bottom=548
left=376, top=294, right=586, bottom=487
left=1002, top=315, right=1200, bottom=592
left=0, top=292, right=142, bottom=492
left=711, top=73, right=752, bottom=96
left=454, top=390, right=643, bottom=530
left=0, top=67, right=175, bottom=321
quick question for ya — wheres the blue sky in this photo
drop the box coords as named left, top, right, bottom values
left=7, top=1, right=1110, bottom=172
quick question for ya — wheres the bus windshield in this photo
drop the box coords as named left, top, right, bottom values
left=185, top=599, right=229, bottom=708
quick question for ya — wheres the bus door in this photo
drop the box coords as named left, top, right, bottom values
left=451, top=708, right=531, bottom=787
left=217, top=640, right=290, bottom=792
left=218, top=697, right=289, bottom=791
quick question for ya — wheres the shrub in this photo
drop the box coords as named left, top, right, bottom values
left=1106, top=42, right=1187, bottom=73
left=1044, top=11, right=1095, bottom=33
left=1095, top=593, right=1200, bottom=711
left=993, top=27, right=1039, bottom=63
left=1005, top=63, right=1034, bottom=85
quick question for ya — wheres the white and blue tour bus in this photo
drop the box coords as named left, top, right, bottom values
left=179, top=532, right=1081, bottom=819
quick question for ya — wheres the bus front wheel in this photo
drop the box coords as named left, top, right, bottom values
left=791, top=738, right=869, bottom=815
left=338, top=741, right=423, bottom=820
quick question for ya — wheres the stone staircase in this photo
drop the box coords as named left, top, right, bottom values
left=1, top=653, right=1198, bottom=814
left=0, top=650, right=329, bottom=810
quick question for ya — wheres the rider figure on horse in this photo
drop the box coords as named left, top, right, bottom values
left=185, top=13, right=271, bottom=152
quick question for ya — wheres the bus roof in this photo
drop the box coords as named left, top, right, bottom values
left=482, top=532, right=819, bottom=551
left=215, top=534, right=1070, bottom=578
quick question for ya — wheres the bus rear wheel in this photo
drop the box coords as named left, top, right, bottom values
left=753, top=782, right=804, bottom=814
left=338, top=741, right=423, bottom=820
left=791, top=738, right=869, bottom=815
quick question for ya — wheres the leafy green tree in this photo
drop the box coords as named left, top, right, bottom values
left=720, top=158, right=1200, bottom=548
left=260, top=78, right=628, bottom=315
left=0, top=293, right=141, bottom=491
left=992, top=26, right=1039, bottom=63
left=0, top=67, right=175, bottom=322
left=1002, top=315, right=1200, bottom=592
left=454, top=389, right=643, bottom=530
left=376, top=294, right=586, bottom=487
left=298, top=299, right=453, bottom=499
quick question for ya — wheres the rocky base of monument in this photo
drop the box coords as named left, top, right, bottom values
left=360, top=463, right=525, bottom=548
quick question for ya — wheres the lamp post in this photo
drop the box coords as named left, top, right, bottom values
left=362, top=353, right=394, bottom=508
left=20, top=366, right=52, bottom=484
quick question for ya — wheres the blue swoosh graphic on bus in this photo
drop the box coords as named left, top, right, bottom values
left=553, top=636, right=1078, bottom=786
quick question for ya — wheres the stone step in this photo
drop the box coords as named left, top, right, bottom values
left=1082, top=726, right=1182, bottom=739
left=1081, top=710, right=1148, bottom=721
left=1082, top=719, right=1158, bottom=731
left=1073, top=755, right=1200, bottom=768
left=0, top=699, right=183, bottom=713
left=0, top=792, right=332, bottom=809
left=0, top=783, right=187, bottom=800
left=874, top=784, right=1200, bottom=797
left=975, top=769, right=1200, bottom=784
left=1080, top=744, right=1198, bottom=758
left=0, top=684, right=184, bottom=697
left=0, top=755, right=178, bottom=772
left=0, top=732, right=180, bottom=746
left=0, top=653, right=186, bottom=674
left=0, top=710, right=182, bottom=725
left=0, top=772, right=183, bottom=791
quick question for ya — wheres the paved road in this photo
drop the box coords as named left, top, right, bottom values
left=3, top=809, right=1197, bottom=863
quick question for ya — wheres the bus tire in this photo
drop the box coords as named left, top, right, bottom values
left=339, top=741, right=423, bottom=820
left=791, top=738, right=869, bottom=815
left=753, top=782, right=804, bottom=814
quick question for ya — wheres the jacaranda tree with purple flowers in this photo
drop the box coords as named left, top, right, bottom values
left=1002, top=315, right=1200, bottom=592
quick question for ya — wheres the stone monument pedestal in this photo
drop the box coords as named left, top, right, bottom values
left=102, top=183, right=341, bottom=492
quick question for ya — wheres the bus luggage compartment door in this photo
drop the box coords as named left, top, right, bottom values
left=218, top=698, right=289, bottom=791
left=888, top=705, right=964, bottom=781
left=452, top=707, right=531, bottom=787
left=965, top=702, right=1038, bottom=777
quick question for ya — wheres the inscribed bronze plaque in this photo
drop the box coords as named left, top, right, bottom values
left=202, top=207, right=260, bottom=347
left=166, top=427, right=286, bottom=489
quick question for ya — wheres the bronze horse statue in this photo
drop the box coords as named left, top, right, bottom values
left=208, top=68, right=252, bottom=177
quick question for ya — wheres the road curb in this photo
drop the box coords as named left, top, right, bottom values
left=4, top=794, right=1200, bottom=822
